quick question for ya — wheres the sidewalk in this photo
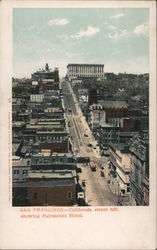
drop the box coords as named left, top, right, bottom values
left=103, top=164, right=130, bottom=205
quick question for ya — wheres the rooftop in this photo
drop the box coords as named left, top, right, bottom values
left=12, top=121, right=25, bottom=127
left=97, top=100, right=128, bottom=109
left=44, top=107, right=63, bottom=112
left=100, top=122, right=118, bottom=128
left=12, top=143, right=21, bottom=155
left=36, top=130, right=67, bottom=135
left=12, top=157, right=31, bottom=167
left=32, top=152, right=75, bottom=158
left=109, top=143, right=129, bottom=153
left=13, top=178, right=75, bottom=188
left=67, top=63, right=104, bottom=67
left=28, top=170, right=76, bottom=179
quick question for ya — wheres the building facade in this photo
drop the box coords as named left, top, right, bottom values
left=67, top=64, right=104, bottom=79
left=32, top=64, right=59, bottom=82
left=13, top=170, right=77, bottom=206
left=12, top=157, right=31, bottom=182
left=97, top=123, right=120, bottom=151
left=37, top=130, right=70, bottom=153
left=129, top=132, right=149, bottom=205
left=31, top=153, right=77, bottom=170
left=109, top=143, right=131, bottom=196
left=30, top=94, right=44, bottom=103
left=89, top=101, right=128, bottom=130
left=27, top=170, right=77, bottom=206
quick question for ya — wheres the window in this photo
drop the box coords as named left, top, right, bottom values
left=34, top=192, right=38, bottom=200
left=22, top=170, right=28, bottom=175
left=13, top=170, right=19, bottom=175
left=67, top=191, right=72, bottom=200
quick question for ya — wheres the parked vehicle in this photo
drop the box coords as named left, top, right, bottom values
left=100, top=169, right=104, bottom=177
left=90, top=161, right=96, bottom=171
left=77, top=192, right=84, bottom=199
left=77, top=156, right=90, bottom=164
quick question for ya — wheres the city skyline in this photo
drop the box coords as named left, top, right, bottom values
left=13, top=8, right=149, bottom=78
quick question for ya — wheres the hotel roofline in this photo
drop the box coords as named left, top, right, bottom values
left=67, top=63, right=104, bottom=67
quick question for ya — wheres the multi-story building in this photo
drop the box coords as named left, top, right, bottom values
left=88, top=88, right=97, bottom=105
left=31, top=153, right=77, bottom=170
left=89, top=101, right=128, bottom=131
left=78, top=89, right=88, bottom=109
left=12, top=156, right=31, bottom=182
left=98, top=100, right=128, bottom=124
left=129, top=131, right=149, bottom=205
left=97, top=122, right=120, bottom=151
left=67, top=64, right=104, bottom=79
left=118, top=131, right=139, bottom=143
left=44, top=107, right=64, bottom=119
left=39, top=81, right=60, bottom=93
left=13, top=169, right=77, bottom=206
left=32, top=64, right=59, bottom=82
left=37, top=130, right=70, bottom=153
left=109, top=143, right=131, bottom=196
left=27, top=170, right=77, bottom=206
left=89, top=103, right=106, bottom=132
left=30, top=94, right=44, bottom=103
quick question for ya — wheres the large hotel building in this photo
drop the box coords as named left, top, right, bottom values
left=67, top=63, right=104, bottom=79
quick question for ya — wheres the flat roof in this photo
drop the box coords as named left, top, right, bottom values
left=26, top=125, right=63, bottom=130
left=12, top=121, right=25, bottom=127
left=13, top=179, right=75, bottom=188
left=100, top=122, right=118, bottom=128
left=32, top=152, right=75, bottom=158
left=12, top=143, right=21, bottom=155
left=109, top=143, right=129, bottom=152
left=97, top=100, right=128, bottom=108
left=67, top=63, right=104, bottom=67
left=12, top=158, right=31, bottom=167
left=28, top=170, right=76, bottom=179
left=37, top=130, right=67, bottom=135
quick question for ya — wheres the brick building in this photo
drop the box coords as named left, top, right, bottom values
left=31, top=153, right=77, bottom=171
left=37, top=130, right=70, bottom=153
left=27, top=170, right=77, bottom=206
left=89, top=100, right=128, bottom=130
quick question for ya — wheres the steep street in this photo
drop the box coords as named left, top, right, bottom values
left=62, top=80, right=117, bottom=206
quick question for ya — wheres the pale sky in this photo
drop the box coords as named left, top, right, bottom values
left=13, top=8, right=149, bottom=78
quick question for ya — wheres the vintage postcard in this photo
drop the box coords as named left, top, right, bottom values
left=0, top=0, right=156, bottom=249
